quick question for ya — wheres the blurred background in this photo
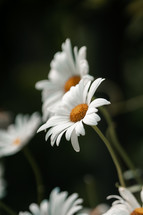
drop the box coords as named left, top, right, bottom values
left=0, top=0, right=143, bottom=213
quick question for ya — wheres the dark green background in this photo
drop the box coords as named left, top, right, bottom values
left=0, top=0, right=143, bottom=214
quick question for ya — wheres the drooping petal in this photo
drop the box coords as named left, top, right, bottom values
left=56, top=129, right=67, bottom=146
left=65, top=124, right=77, bottom=141
left=75, top=121, right=85, bottom=136
left=71, top=130, right=80, bottom=152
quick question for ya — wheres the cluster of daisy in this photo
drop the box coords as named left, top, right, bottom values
left=36, top=39, right=110, bottom=152
left=0, top=39, right=142, bottom=215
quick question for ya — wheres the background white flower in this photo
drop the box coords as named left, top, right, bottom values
left=19, top=187, right=83, bottom=215
left=0, top=162, right=6, bottom=199
left=0, top=112, right=41, bottom=157
left=35, top=38, right=93, bottom=121
left=103, top=187, right=143, bottom=215
left=38, top=78, right=110, bottom=152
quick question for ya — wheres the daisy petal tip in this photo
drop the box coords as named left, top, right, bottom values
left=75, top=148, right=80, bottom=152
left=119, top=186, right=125, bottom=192
left=37, top=127, right=41, bottom=133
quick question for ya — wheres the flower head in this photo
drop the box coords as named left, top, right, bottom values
left=38, top=78, right=110, bottom=152
left=35, top=38, right=93, bottom=121
left=19, top=187, right=83, bottom=215
left=103, top=187, right=143, bottom=215
left=0, top=112, right=41, bottom=157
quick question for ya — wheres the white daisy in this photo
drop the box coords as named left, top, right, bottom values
left=0, top=163, right=6, bottom=199
left=37, top=78, right=110, bottom=152
left=35, top=38, right=93, bottom=121
left=0, top=112, right=41, bottom=157
left=19, top=187, right=83, bottom=215
left=103, top=187, right=143, bottom=215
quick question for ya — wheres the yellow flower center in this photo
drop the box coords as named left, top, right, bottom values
left=70, top=104, right=88, bottom=122
left=13, top=138, right=21, bottom=145
left=64, top=75, right=80, bottom=92
left=131, top=208, right=143, bottom=215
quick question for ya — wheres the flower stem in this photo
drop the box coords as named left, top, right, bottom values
left=23, top=146, right=44, bottom=205
left=92, top=125, right=125, bottom=187
left=0, top=201, right=17, bottom=215
left=99, top=106, right=143, bottom=185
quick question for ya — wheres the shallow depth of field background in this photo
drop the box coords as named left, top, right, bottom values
left=0, top=0, right=143, bottom=213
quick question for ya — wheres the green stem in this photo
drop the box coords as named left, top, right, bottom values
left=23, top=146, right=44, bottom=205
left=99, top=106, right=143, bottom=185
left=92, top=125, right=125, bottom=187
left=0, top=201, right=17, bottom=215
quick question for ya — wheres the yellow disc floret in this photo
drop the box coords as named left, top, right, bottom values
left=70, top=104, right=88, bottom=122
left=131, top=208, right=143, bottom=215
left=64, top=76, right=80, bottom=92
left=13, top=138, right=21, bottom=145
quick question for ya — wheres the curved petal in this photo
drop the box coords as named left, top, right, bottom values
left=71, top=130, right=80, bottom=152
left=83, top=113, right=100, bottom=126
left=90, top=98, right=110, bottom=108
left=66, top=124, right=76, bottom=141
left=87, top=78, right=105, bottom=104
left=66, top=205, right=83, bottom=215
left=75, top=121, right=85, bottom=136
left=119, top=187, right=140, bottom=209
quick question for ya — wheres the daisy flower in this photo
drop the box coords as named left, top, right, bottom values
left=19, top=187, right=83, bottom=215
left=37, top=78, right=110, bottom=152
left=35, top=38, right=93, bottom=121
left=0, top=112, right=41, bottom=157
left=103, top=187, right=143, bottom=215
left=0, top=163, right=6, bottom=199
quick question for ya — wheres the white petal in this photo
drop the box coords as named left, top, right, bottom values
left=35, top=80, right=49, bottom=90
left=141, top=187, right=143, bottom=204
left=78, top=46, right=86, bottom=60
left=66, top=205, right=83, bottom=215
left=56, top=129, right=67, bottom=146
left=87, top=78, right=105, bottom=104
left=62, top=193, right=78, bottom=215
left=52, top=191, right=68, bottom=215
left=90, top=98, right=110, bottom=108
left=65, top=124, right=76, bottom=141
left=19, top=212, right=32, bottom=215
left=103, top=204, right=129, bottom=215
left=62, top=193, right=81, bottom=215
left=75, top=121, right=85, bottom=136
left=86, top=107, right=97, bottom=115
left=49, top=188, right=61, bottom=215
left=29, top=203, right=40, bottom=214
left=40, top=200, right=49, bottom=215
left=37, top=116, right=68, bottom=133
left=83, top=80, right=91, bottom=103
left=71, top=130, right=80, bottom=152
left=83, top=113, right=100, bottom=126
